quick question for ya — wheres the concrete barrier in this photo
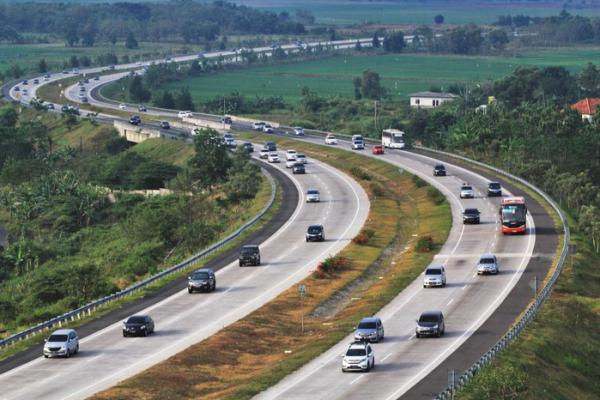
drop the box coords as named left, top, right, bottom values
left=181, top=116, right=230, bottom=131
left=230, top=115, right=280, bottom=128
left=113, top=121, right=161, bottom=143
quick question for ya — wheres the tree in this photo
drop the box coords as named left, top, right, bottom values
left=449, top=24, right=483, bottom=54
left=383, top=31, right=406, bottom=53
left=0, top=105, right=18, bottom=128
left=579, top=63, right=600, bottom=96
left=175, top=87, right=195, bottom=111
left=355, top=40, right=362, bottom=51
left=188, top=128, right=232, bottom=190
left=125, top=32, right=138, bottom=49
left=372, top=32, right=381, bottom=48
left=434, top=14, right=445, bottom=24
left=488, top=29, right=509, bottom=51
left=7, top=64, right=23, bottom=78
left=69, top=55, right=79, bottom=68
left=109, top=33, right=118, bottom=46
left=359, top=70, right=385, bottom=99
left=352, top=77, right=362, bottom=100
left=37, top=59, right=48, bottom=73
left=65, top=27, right=78, bottom=47
left=154, top=91, right=175, bottom=109
left=129, top=76, right=151, bottom=102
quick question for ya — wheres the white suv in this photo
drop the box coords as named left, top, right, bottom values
left=178, top=110, right=193, bottom=118
left=43, top=329, right=79, bottom=358
left=342, top=342, right=375, bottom=372
left=286, top=149, right=297, bottom=161
left=252, top=121, right=266, bottom=130
left=325, top=135, right=338, bottom=145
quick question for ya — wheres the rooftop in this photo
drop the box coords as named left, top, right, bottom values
left=571, top=98, right=600, bottom=115
left=409, top=91, right=459, bottom=99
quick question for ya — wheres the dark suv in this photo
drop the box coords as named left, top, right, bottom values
left=462, top=208, right=481, bottom=224
left=187, top=268, right=216, bottom=293
left=416, top=311, right=445, bottom=338
left=122, top=315, right=155, bottom=337
left=129, top=115, right=141, bottom=125
left=292, top=163, right=305, bottom=174
left=433, top=164, right=447, bottom=176
left=239, top=245, right=260, bottom=266
left=306, top=224, right=325, bottom=242
left=487, top=182, right=502, bottom=197
left=264, top=142, right=277, bottom=152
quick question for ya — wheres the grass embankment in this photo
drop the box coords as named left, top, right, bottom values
left=93, top=133, right=451, bottom=400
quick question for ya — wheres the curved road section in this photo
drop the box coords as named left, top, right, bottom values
left=0, top=142, right=369, bottom=398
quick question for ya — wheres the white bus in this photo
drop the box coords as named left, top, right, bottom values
left=382, top=129, right=405, bottom=149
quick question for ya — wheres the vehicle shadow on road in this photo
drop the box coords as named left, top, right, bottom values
left=152, top=329, right=183, bottom=337
left=374, top=361, right=420, bottom=372
left=217, top=286, right=255, bottom=293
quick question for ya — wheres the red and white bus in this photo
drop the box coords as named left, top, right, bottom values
left=500, top=197, right=527, bottom=234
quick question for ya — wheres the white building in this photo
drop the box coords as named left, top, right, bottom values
left=409, top=91, right=459, bottom=108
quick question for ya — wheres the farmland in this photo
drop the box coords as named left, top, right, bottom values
left=159, top=47, right=600, bottom=104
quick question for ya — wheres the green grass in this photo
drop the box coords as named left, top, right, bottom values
left=159, top=48, right=600, bottom=104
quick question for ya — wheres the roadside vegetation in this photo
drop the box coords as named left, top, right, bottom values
left=0, top=106, right=265, bottom=339
left=92, top=132, right=452, bottom=400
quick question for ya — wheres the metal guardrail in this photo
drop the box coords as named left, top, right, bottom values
left=0, top=168, right=277, bottom=349
left=412, top=147, right=570, bottom=400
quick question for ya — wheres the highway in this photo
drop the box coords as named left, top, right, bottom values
left=0, top=147, right=369, bottom=400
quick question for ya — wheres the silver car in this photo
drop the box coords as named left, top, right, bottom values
left=354, top=317, right=384, bottom=342
left=342, top=342, right=375, bottom=372
left=477, top=254, right=499, bottom=275
left=423, top=264, right=446, bottom=288
left=306, top=189, right=320, bottom=203
left=460, top=184, right=475, bottom=199
left=43, top=329, right=79, bottom=358
left=259, top=149, right=270, bottom=159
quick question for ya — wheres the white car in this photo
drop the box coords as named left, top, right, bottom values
left=263, top=124, right=274, bottom=133
left=119, top=103, right=127, bottom=110
left=423, top=264, right=447, bottom=288
left=286, top=149, right=297, bottom=161
left=268, top=152, right=280, bottom=163
left=293, top=126, right=305, bottom=136
left=296, top=154, right=307, bottom=164
left=259, top=149, right=270, bottom=159
left=325, top=135, right=338, bottom=145
left=342, top=342, right=375, bottom=372
left=178, top=110, right=193, bottom=118
left=460, top=184, right=475, bottom=199
left=253, top=121, right=266, bottom=130
left=352, top=140, right=365, bottom=150
left=191, top=128, right=200, bottom=136
left=286, top=159, right=296, bottom=168
left=306, top=189, right=320, bottom=203
left=477, top=254, right=499, bottom=275
left=43, top=329, right=79, bottom=358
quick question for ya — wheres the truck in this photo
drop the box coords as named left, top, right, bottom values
left=382, top=129, right=406, bottom=149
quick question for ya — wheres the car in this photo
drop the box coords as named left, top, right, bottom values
left=187, top=268, right=216, bottom=293
left=463, top=208, right=481, bottom=224
left=138, top=105, right=147, bottom=112
left=128, top=70, right=136, bottom=77
left=259, top=149, right=270, bottom=159
left=178, top=110, right=193, bottom=118
left=296, top=153, right=307, bottom=164
left=268, top=152, right=280, bottom=163
left=293, top=126, right=305, bottom=136
left=83, top=78, right=89, bottom=84
left=253, top=121, right=266, bottom=130
left=372, top=145, right=384, bottom=155
left=416, top=311, right=445, bottom=338
left=352, top=139, right=365, bottom=150
left=354, top=317, right=384, bottom=342
left=109, top=65, right=116, bottom=70
left=46, top=103, right=55, bottom=110
left=71, top=68, right=80, bottom=74
left=487, top=181, right=502, bottom=197
left=352, top=134, right=363, bottom=142
left=78, top=92, right=86, bottom=99
left=136, top=61, right=142, bottom=66
left=22, top=89, right=28, bottom=95
left=62, top=70, right=69, bottom=74
left=129, top=115, right=141, bottom=125
left=33, top=79, right=39, bottom=84
left=94, top=75, right=100, bottom=81
left=191, top=128, right=200, bottom=136
left=286, top=159, right=296, bottom=168
left=80, top=96, right=89, bottom=103
left=14, top=86, right=20, bottom=92
left=43, top=329, right=79, bottom=358
left=79, top=86, right=86, bottom=92
left=292, top=162, right=305, bottom=174
left=264, top=142, right=277, bottom=152
left=460, top=184, right=475, bottom=199
left=342, top=342, right=375, bottom=372
left=221, top=116, right=232, bottom=124
left=325, top=134, right=338, bottom=145
left=306, top=189, right=320, bottom=203
left=78, top=80, right=84, bottom=86
left=433, top=164, right=447, bottom=176
left=224, top=137, right=236, bottom=147
left=22, top=79, right=28, bottom=85
left=159, top=121, right=170, bottom=129
left=423, top=264, right=446, bottom=288
left=242, top=142, right=254, bottom=152
left=122, top=315, right=155, bottom=337
left=286, top=149, right=297, bottom=161
left=477, top=254, right=499, bottom=275
left=44, top=73, right=51, bottom=79
left=239, top=244, right=260, bottom=266
left=263, top=124, right=274, bottom=133
left=306, top=224, right=324, bottom=241
left=119, top=103, right=127, bottom=110
left=43, top=76, right=50, bottom=81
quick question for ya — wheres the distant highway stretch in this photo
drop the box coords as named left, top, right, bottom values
left=3, top=38, right=558, bottom=400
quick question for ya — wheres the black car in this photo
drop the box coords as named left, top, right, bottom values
left=138, top=105, right=147, bottom=112
left=187, top=268, right=216, bottom=293
left=221, top=116, right=232, bottom=124
left=46, top=103, right=55, bottom=110
left=242, top=142, right=254, bottom=152
left=33, top=79, right=39, bottom=84
left=292, top=163, right=305, bottom=174
left=306, top=224, right=325, bottom=242
left=94, top=76, right=100, bottom=81
left=122, top=315, right=155, bottom=337
left=463, top=208, right=481, bottom=224
left=264, top=142, right=277, bottom=152
left=487, top=182, right=502, bottom=197
left=159, top=121, right=170, bottom=129
left=22, top=79, right=28, bottom=85
left=416, top=311, right=445, bottom=338
left=239, top=245, right=260, bottom=266
left=129, top=115, right=141, bottom=125
left=433, top=164, right=447, bottom=176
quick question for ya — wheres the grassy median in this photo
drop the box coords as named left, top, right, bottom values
left=92, top=133, right=451, bottom=400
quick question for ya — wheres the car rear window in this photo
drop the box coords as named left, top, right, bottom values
left=419, top=314, right=441, bottom=323
left=465, top=208, right=479, bottom=214
left=489, top=183, right=501, bottom=189
left=346, top=348, right=367, bottom=357
left=462, top=186, right=473, bottom=190
left=358, top=322, right=377, bottom=329
left=480, top=258, right=495, bottom=264
left=241, top=247, right=258, bottom=255
left=191, top=272, right=210, bottom=280
left=127, top=316, right=146, bottom=324
left=308, top=226, right=322, bottom=234
left=307, top=190, right=319, bottom=195
left=426, top=268, right=442, bottom=275
left=48, top=334, right=68, bottom=342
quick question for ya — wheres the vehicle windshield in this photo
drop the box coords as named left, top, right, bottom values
left=191, top=272, right=209, bottom=280
left=480, top=258, right=495, bottom=264
left=346, top=348, right=367, bottom=357
left=419, top=314, right=440, bottom=323
left=48, top=334, right=68, bottom=342
left=297, top=154, right=306, bottom=158
left=393, top=136, right=404, bottom=143
left=357, top=322, right=377, bottom=329
left=464, top=209, right=479, bottom=214
left=241, top=247, right=257, bottom=255
left=435, top=165, right=444, bottom=170
left=308, top=226, right=322, bottom=234
left=426, top=269, right=442, bottom=275
left=489, top=183, right=501, bottom=189
left=307, top=190, right=319, bottom=195
left=127, top=316, right=146, bottom=324
left=328, top=136, right=336, bottom=139
left=461, top=186, right=473, bottom=191
left=501, top=205, right=526, bottom=222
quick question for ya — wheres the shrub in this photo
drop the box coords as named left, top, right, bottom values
left=412, top=174, right=426, bottom=188
left=314, top=255, right=351, bottom=278
left=415, top=235, right=434, bottom=252
left=350, top=166, right=371, bottom=181
left=427, top=187, right=446, bottom=205
left=352, top=228, right=375, bottom=245
left=370, top=182, right=385, bottom=197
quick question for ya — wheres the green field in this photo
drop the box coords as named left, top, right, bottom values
left=160, top=47, right=600, bottom=103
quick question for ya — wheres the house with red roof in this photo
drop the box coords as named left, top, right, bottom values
left=571, top=98, right=600, bottom=121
